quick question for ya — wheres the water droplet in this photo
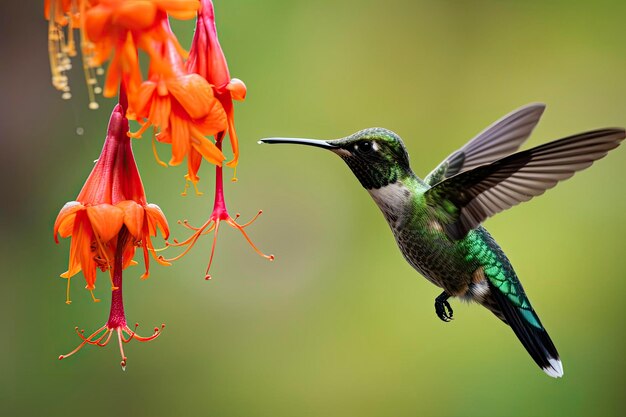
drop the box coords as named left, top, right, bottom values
left=88, top=102, right=99, bottom=110
left=61, top=92, right=72, bottom=100
left=94, top=86, right=102, bottom=94
left=76, top=127, right=84, bottom=136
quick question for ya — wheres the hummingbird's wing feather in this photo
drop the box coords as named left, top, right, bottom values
left=426, top=128, right=625, bottom=240
left=424, top=103, right=546, bottom=186
left=425, top=104, right=546, bottom=186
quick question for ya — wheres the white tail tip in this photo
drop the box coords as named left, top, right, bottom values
left=542, top=358, right=564, bottom=378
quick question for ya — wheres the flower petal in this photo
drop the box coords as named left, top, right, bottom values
left=225, top=114, right=239, bottom=168
left=227, top=78, right=247, bottom=101
left=194, top=98, right=227, bottom=137
left=145, top=204, right=169, bottom=239
left=122, top=244, right=138, bottom=269
left=191, top=134, right=226, bottom=166
left=168, top=113, right=190, bottom=165
left=132, top=81, right=158, bottom=119
left=168, top=74, right=215, bottom=120
left=84, top=4, right=112, bottom=43
left=86, top=204, right=124, bottom=243
left=113, top=1, right=157, bottom=30
left=54, top=201, right=84, bottom=243
left=117, top=200, right=145, bottom=239
left=61, top=214, right=88, bottom=278
left=153, top=0, right=200, bottom=20
left=186, top=147, right=203, bottom=183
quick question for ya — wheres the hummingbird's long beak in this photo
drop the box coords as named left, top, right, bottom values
left=258, top=137, right=338, bottom=149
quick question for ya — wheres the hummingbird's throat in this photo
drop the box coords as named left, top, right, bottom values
left=367, top=181, right=412, bottom=215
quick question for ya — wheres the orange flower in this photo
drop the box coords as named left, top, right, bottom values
left=83, top=0, right=200, bottom=97
left=54, top=96, right=169, bottom=303
left=129, top=30, right=227, bottom=186
left=45, top=0, right=200, bottom=107
left=187, top=0, right=246, bottom=169
left=164, top=0, right=272, bottom=277
left=55, top=91, right=169, bottom=368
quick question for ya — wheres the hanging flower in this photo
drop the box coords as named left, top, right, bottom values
left=44, top=0, right=200, bottom=107
left=128, top=24, right=228, bottom=187
left=54, top=90, right=168, bottom=367
left=165, top=0, right=272, bottom=279
left=186, top=0, right=246, bottom=169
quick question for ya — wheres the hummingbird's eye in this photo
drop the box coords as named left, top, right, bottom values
left=358, top=141, right=373, bottom=153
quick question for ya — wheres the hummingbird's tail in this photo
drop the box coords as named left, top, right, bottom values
left=484, top=283, right=563, bottom=378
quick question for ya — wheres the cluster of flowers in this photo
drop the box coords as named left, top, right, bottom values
left=47, top=0, right=272, bottom=369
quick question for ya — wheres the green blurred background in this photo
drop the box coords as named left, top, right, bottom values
left=2, top=1, right=625, bottom=416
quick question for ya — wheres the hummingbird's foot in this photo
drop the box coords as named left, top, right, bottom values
left=435, top=292, right=454, bottom=322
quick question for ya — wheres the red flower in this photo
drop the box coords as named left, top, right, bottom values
left=55, top=91, right=168, bottom=367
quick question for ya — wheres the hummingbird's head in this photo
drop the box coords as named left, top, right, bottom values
left=259, top=128, right=412, bottom=189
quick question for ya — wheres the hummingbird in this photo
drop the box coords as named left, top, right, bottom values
left=259, top=103, right=625, bottom=378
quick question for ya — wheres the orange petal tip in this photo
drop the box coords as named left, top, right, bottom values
left=227, top=78, right=247, bottom=101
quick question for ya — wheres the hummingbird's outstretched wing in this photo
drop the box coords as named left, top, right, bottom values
left=425, top=128, right=625, bottom=240
left=424, top=104, right=546, bottom=186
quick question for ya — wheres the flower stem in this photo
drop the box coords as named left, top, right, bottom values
left=107, top=228, right=129, bottom=329
left=212, top=133, right=229, bottom=220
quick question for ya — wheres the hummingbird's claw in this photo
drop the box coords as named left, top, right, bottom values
left=435, top=292, right=454, bottom=322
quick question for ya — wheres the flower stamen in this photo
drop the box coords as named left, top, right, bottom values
left=47, top=0, right=74, bottom=99
left=89, top=290, right=101, bottom=303
left=65, top=277, right=72, bottom=305
left=59, top=324, right=107, bottom=361
left=151, top=133, right=168, bottom=168
left=181, top=178, right=204, bottom=197
left=165, top=210, right=273, bottom=280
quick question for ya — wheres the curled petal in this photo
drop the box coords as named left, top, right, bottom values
left=145, top=204, right=169, bottom=239
left=117, top=200, right=145, bottom=239
left=54, top=201, right=84, bottom=243
left=227, top=78, right=247, bottom=101
left=86, top=204, right=125, bottom=243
